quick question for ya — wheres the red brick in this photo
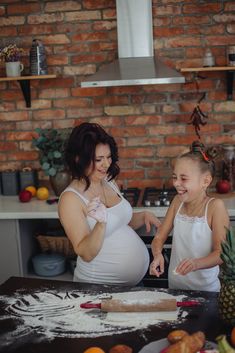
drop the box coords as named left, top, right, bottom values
left=33, top=110, right=65, bottom=120
left=45, top=1, right=82, bottom=12
left=0, top=142, right=18, bottom=151
left=6, top=132, right=33, bottom=141
left=71, top=87, right=106, bottom=97
left=119, top=147, right=154, bottom=158
left=0, top=112, right=29, bottom=121
left=183, top=3, right=221, bottom=14
left=83, top=0, right=115, bottom=10
left=119, top=170, right=145, bottom=180
left=8, top=151, right=39, bottom=161
left=110, top=126, right=147, bottom=137
left=8, top=3, right=40, bottom=15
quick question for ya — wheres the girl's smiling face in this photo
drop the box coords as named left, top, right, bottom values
left=172, top=157, right=211, bottom=202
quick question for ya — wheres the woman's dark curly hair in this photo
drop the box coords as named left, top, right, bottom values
left=65, top=122, right=120, bottom=189
left=179, top=141, right=215, bottom=178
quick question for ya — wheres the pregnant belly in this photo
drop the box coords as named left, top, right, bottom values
left=76, top=226, right=149, bottom=286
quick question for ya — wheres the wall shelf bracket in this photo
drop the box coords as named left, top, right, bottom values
left=226, top=71, right=234, bottom=101
left=18, top=79, right=31, bottom=107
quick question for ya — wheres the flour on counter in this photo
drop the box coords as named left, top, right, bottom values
left=0, top=289, right=188, bottom=344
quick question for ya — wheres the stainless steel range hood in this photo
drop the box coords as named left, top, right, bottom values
left=81, top=0, right=185, bottom=88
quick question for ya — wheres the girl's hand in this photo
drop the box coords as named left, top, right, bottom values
left=174, top=258, right=197, bottom=275
left=144, top=211, right=161, bottom=233
left=149, top=253, right=165, bottom=277
left=87, top=197, right=107, bottom=223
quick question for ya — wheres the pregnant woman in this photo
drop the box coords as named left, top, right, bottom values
left=58, top=122, right=161, bottom=286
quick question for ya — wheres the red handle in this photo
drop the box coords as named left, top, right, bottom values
left=80, top=302, right=101, bottom=309
left=177, top=300, right=200, bottom=307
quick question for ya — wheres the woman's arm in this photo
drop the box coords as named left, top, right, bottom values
left=129, top=210, right=161, bottom=231
left=175, top=198, right=230, bottom=275
left=58, top=192, right=106, bottom=262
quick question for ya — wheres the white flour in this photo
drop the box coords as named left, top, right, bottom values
left=0, top=288, right=188, bottom=344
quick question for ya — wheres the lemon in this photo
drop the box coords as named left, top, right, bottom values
left=25, top=185, right=37, bottom=197
left=36, top=187, right=49, bottom=200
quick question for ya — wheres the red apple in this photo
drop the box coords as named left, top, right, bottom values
left=216, top=180, right=231, bottom=194
left=19, top=190, right=32, bottom=202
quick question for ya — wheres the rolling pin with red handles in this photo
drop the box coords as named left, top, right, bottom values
left=80, top=298, right=200, bottom=312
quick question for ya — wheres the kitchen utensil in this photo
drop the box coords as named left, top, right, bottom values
left=80, top=299, right=200, bottom=312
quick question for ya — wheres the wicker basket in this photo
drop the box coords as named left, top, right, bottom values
left=36, top=235, right=76, bottom=258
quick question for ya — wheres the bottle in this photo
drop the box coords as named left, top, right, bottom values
left=222, top=145, right=235, bottom=191
left=203, top=48, right=215, bottom=67
left=30, top=39, right=48, bottom=75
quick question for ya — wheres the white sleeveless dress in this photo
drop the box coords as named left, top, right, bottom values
left=168, top=198, right=220, bottom=292
left=61, top=181, right=149, bottom=286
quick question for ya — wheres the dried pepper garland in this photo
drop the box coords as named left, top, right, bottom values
left=188, top=92, right=208, bottom=139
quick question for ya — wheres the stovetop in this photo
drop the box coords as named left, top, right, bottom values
left=121, top=187, right=177, bottom=207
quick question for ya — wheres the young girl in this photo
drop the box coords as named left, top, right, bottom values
left=150, top=141, right=230, bottom=292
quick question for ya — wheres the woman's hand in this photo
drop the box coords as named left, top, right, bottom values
left=174, top=258, right=197, bottom=275
left=144, top=211, right=161, bottom=233
left=149, top=253, right=165, bottom=277
left=87, top=197, right=107, bottom=223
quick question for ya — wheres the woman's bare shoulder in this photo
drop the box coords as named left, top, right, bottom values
left=58, top=189, right=85, bottom=213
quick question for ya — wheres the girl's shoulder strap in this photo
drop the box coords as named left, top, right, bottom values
left=176, top=201, right=184, bottom=215
left=205, top=197, right=215, bottom=217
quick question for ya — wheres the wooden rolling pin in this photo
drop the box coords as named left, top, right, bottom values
left=80, top=299, right=200, bottom=312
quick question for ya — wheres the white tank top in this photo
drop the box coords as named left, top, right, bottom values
left=168, top=198, right=220, bottom=292
left=61, top=181, right=149, bottom=286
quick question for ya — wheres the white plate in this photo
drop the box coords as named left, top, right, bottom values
left=139, top=338, right=217, bottom=353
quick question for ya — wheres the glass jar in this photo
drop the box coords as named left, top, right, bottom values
left=222, top=145, right=235, bottom=191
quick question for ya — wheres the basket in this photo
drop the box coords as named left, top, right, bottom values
left=36, top=235, right=76, bottom=258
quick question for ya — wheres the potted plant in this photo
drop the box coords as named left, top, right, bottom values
left=0, top=44, right=25, bottom=77
left=32, top=128, right=72, bottom=195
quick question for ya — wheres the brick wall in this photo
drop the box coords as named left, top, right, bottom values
left=0, top=0, right=235, bottom=189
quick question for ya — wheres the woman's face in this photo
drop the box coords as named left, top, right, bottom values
left=87, top=143, right=112, bottom=181
left=172, top=157, right=209, bottom=202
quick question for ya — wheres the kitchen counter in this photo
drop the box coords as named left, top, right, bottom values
left=0, top=276, right=233, bottom=353
left=1, top=194, right=235, bottom=218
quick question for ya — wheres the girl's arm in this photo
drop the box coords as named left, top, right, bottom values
left=176, top=198, right=230, bottom=275
left=150, top=197, right=178, bottom=276
left=58, top=192, right=106, bottom=262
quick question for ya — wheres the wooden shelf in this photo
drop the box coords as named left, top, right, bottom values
left=180, top=66, right=235, bottom=72
left=0, top=74, right=57, bottom=107
left=180, top=66, right=235, bottom=100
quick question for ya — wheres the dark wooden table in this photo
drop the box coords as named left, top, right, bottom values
left=0, top=276, right=232, bottom=353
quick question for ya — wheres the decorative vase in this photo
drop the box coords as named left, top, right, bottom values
left=5, top=61, right=24, bottom=77
left=49, top=171, right=71, bottom=196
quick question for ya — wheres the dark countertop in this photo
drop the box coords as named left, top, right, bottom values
left=0, top=277, right=232, bottom=353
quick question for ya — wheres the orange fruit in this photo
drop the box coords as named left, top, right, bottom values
left=36, top=187, right=49, bottom=200
left=25, top=185, right=37, bottom=197
left=231, top=327, right=235, bottom=347
left=83, top=348, right=105, bottom=353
